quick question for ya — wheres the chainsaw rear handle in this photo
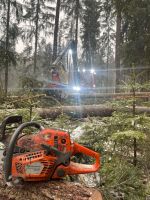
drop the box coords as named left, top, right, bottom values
left=4, top=122, right=44, bottom=184
left=61, top=142, right=100, bottom=175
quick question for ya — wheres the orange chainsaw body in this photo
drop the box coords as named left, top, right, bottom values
left=10, top=129, right=100, bottom=182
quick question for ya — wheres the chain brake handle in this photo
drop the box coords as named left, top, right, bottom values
left=58, top=142, right=100, bottom=175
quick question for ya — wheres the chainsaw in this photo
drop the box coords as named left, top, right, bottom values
left=2, top=121, right=100, bottom=186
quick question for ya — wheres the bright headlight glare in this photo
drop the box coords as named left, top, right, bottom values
left=90, top=69, right=96, bottom=74
left=73, top=86, right=81, bottom=91
left=68, top=49, right=72, bottom=54
left=90, top=69, right=95, bottom=74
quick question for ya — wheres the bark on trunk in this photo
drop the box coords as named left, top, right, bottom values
left=52, top=0, right=61, bottom=62
left=36, top=105, right=115, bottom=119
left=7, top=92, right=150, bottom=100
left=67, top=92, right=150, bottom=98
left=74, top=0, right=79, bottom=85
left=106, top=23, right=110, bottom=93
left=115, top=9, right=121, bottom=93
left=36, top=105, right=150, bottom=119
left=4, top=0, right=11, bottom=96
left=75, top=0, right=79, bottom=46
left=34, top=0, right=40, bottom=73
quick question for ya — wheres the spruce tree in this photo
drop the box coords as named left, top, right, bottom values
left=110, top=0, right=130, bottom=91
left=81, top=0, right=100, bottom=69
left=0, top=0, right=23, bottom=95
left=62, top=0, right=83, bottom=44
left=52, top=0, right=61, bottom=62
left=23, top=0, right=55, bottom=72
left=113, top=0, right=150, bottom=84
left=101, top=0, right=115, bottom=89
left=122, top=0, right=150, bottom=69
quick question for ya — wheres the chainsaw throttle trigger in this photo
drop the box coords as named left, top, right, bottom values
left=54, top=142, right=100, bottom=177
left=41, top=143, right=71, bottom=166
left=41, top=144, right=62, bottom=156
left=41, top=143, right=71, bottom=179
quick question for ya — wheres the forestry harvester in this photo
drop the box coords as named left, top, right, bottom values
left=44, top=40, right=96, bottom=98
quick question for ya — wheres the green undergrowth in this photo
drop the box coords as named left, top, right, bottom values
left=0, top=105, right=150, bottom=199
left=100, top=157, right=145, bottom=200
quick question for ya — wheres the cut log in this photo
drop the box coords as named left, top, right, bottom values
left=36, top=105, right=150, bottom=119
left=68, top=92, right=150, bottom=98
left=36, top=105, right=115, bottom=119
left=6, top=92, right=150, bottom=101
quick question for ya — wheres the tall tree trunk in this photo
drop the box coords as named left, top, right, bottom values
left=73, top=0, right=79, bottom=85
left=34, top=0, right=40, bottom=73
left=5, top=0, right=11, bottom=96
left=133, top=87, right=137, bottom=166
left=115, top=9, right=121, bottom=93
left=69, top=20, right=74, bottom=39
left=75, top=0, right=79, bottom=46
left=132, top=69, right=137, bottom=166
left=106, top=22, right=110, bottom=93
left=52, top=0, right=61, bottom=62
left=89, top=37, right=92, bottom=69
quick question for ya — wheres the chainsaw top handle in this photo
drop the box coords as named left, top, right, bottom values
left=4, top=122, right=44, bottom=184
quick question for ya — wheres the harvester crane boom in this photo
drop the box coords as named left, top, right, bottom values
left=51, top=40, right=79, bottom=86
left=52, top=40, right=76, bottom=66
